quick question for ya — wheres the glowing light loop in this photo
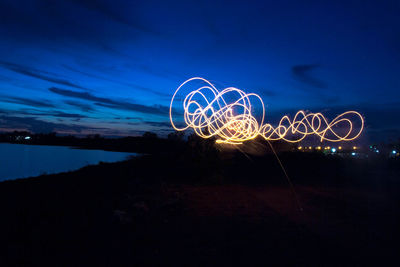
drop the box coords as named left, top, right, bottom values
left=170, top=77, right=364, bottom=144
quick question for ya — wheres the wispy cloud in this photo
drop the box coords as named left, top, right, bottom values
left=95, top=102, right=168, bottom=116
left=64, top=100, right=95, bottom=112
left=25, top=110, right=88, bottom=119
left=49, top=87, right=170, bottom=116
left=0, top=61, right=87, bottom=90
left=0, top=96, right=55, bottom=108
left=292, top=64, right=326, bottom=89
left=142, top=121, right=171, bottom=127
left=0, top=107, right=89, bottom=119
left=128, top=120, right=171, bottom=128
left=49, top=87, right=111, bottom=103
left=62, top=64, right=170, bottom=97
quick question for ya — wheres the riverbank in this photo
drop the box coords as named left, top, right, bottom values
left=0, top=152, right=399, bottom=266
left=0, top=143, right=137, bottom=181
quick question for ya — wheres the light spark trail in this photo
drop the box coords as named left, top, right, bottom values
left=170, top=77, right=364, bottom=144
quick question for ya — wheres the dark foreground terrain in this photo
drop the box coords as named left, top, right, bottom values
left=0, top=144, right=399, bottom=266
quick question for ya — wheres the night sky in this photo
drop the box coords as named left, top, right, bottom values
left=0, top=0, right=399, bottom=142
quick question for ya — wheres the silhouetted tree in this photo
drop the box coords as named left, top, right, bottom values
left=167, top=131, right=184, bottom=142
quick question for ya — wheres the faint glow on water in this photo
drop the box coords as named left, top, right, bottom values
left=0, top=143, right=136, bottom=181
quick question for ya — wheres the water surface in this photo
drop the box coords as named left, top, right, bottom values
left=0, top=143, right=136, bottom=181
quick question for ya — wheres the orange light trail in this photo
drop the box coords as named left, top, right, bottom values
left=170, top=77, right=364, bottom=144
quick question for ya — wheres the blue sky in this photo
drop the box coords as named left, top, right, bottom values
left=0, top=0, right=399, bottom=142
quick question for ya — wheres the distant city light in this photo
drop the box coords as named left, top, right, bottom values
left=392, top=150, right=396, bottom=154
left=317, top=146, right=321, bottom=150
left=353, top=146, right=357, bottom=150
left=24, top=136, right=31, bottom=140
left=331, top=148, right=336, bottom=153
left=376, top=150, right=379, bottom=153
left=351, top=152, right=356, bottom=156
left=338, top=146, right=342, bottom=150
left=298, top=146, right=302, bottom=150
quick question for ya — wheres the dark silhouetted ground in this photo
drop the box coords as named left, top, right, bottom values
left=0, top=145, right=399, bottom=266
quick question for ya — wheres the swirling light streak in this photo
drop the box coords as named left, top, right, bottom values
left=170, top=77, right=364, bottom=144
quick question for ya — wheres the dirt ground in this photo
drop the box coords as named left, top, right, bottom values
left=0, top=153, right=398, bottom=266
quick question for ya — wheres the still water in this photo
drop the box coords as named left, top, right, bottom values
left=0, top=143, right=136, bottom=181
